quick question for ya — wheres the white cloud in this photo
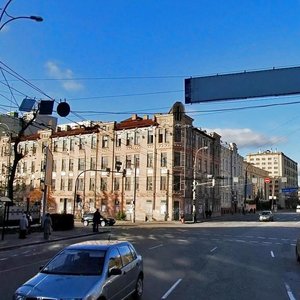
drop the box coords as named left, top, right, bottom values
left=45, top=61, right=84, bottom=92
left=205, top=127, right=286, bottom=149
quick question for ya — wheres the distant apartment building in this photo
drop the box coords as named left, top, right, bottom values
left=245, top=150, right=298, bottom=208
left=0, top=102, right=222, bottom=221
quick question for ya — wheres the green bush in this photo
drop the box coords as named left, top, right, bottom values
left=51, top=213, right=74, bottom=231
left=116, top=211, right=126, bottom=221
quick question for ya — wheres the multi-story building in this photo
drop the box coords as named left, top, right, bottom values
left=220, top=142, right=244, bottom=214
left=0, top=102, right=222, bottom=221
left=245, top=150, right=298, bottom=208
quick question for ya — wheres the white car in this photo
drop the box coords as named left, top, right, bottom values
left=259, top=210, right=274, bottom=222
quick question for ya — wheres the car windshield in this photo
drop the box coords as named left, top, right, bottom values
left=261, top=211, right=271, bottom=215
left=41, top=249, right=106, bottom=275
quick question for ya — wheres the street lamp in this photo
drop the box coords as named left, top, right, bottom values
left=0, top=0, right=43, bottom=31
left=192, top=146, right=208, bottom=222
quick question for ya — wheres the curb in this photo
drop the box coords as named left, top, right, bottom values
left=0, top=230, right=110, bottom=252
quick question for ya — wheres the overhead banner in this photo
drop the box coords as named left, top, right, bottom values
left=185, top=66, right=300, bottom=104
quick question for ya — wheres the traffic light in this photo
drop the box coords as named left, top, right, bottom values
left=115, top=161, right=122, bottom=172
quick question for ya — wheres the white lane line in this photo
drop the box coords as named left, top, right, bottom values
left=0, top=258, right=7, bottom=261
left=210, top=247, right=217, bottom=253
left=149, top=244, right=163, bottom=250
left=161, top=279, right=182, bottom=299
left=270, top=251, right=275, bottom=258
left=285, top=282, right=296, bottom=300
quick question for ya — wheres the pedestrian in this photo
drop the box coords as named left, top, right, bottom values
left=26, top=212, right=33, bottom=234
left=93, top=208, right=101, bottom=232
left=19, top=213, right=28, bottom=239
left=43, top=213, right=52, bottom=240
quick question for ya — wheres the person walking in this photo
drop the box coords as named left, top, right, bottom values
left=43, top=213, right=52, bottom=240
left=93, top=209, right=101, bottom=232
left=19, top=213, right=28, bottom=239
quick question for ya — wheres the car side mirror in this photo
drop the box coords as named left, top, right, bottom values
left=109, top=267, right=122, bottom=276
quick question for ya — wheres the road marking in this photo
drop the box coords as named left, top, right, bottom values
left=161, top=279, right=182, bottom=299
left=285, top=283, right=296, bottom=300
left=210, top=247, right=217, bottom=253
left=149, top=244, right=163, bottom=250
left=0, top=257, right=7, bottom=261
left=270, top=251, right=275, bottom=258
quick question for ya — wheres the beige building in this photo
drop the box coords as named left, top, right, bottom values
left=245, top=150, right=298, bottom=208
left=0, top=102, right=222, bottom=221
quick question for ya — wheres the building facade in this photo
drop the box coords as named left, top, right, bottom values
left=0, top=102, right=222, bottom=221
left=245, top=150, right=298, bottom=208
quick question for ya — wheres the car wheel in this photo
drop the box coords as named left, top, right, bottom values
left=100, top=220, right=106, bottom=227
left=296, top=247, right=300, bottom=262
left=83, top=220, right=89, bottom=226
left=133, top=275, right=143, bottom=299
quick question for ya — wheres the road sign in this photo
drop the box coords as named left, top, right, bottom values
left=264, top=178, right=271, bottom=183
left=281, top=187, right=298, bottom=193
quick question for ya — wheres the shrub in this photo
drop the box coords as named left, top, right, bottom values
left=116, top=211, right=126, bottom=221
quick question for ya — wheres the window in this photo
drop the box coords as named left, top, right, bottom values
left=79, top=138, right=84, bottom=150
left=102, top=135, right=109, bottom=148
left=116, top=133, right=122, bottom=147
left=125, top=177, right=131, bottom=191
left=146, top=176, right=153, bottom=190
left=91, top=136, right=97, bottom=149
left=160, top=176, right=167, bottom=190
left=60, top=178, right=66, bottom=191
left=126, top=155, right=132, bottom=168
left=174, top=127, right=181, bottom=142
left=90, top=157, right=96, bottom=169
left=158, top=129, right=164, bottom=143
left=126, top=132, right=133, bottom=146
left=69, top=159, right=74, bottom=171
left=53, top=160, right=57, bottom=172
left=63, top=140, right=68, bottom=151
left=53, top=141, right=58, bottom=152
left=31, top=161, right=35, bottom=173
left=68, top=179, right=73, bottom=191
left=78, top=158, right=85, bottom=171
left=174, top=152, right=181, bottom=167
left=174, top=175, right=180, bottom=191
left=147, top=129, right=154, bottom=144
left=147, top=153, right=153, bottom=168
left=61, top=159, right=67, bottom=171
left=101, top=156, right=108, bottom=169
left=78, top=178, right=84, bottom=191
left=108, top=248, right=122, bottom=271
left=161, top=153, right=167, bottom=167
left=134, top=131, right=140, bottom=145
left=118, top=245, right=134, bottom=266
left=70, top=139, right=75, bottom=151
left=114, top=178, right=120, bottom=191
left=101, top=177, right=107, bottom=191
left=51, top=179, right=56, bottom=191
left=89, top=178, right=95, bottom=191
left=134, top=154, right=140, bottom=168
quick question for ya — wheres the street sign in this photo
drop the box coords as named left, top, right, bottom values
left=281, top=187, right=298, bottom=193
left=264, top=178, right=271, bottom=183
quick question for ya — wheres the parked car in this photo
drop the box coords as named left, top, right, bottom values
left=81, top=212, right=116, bottom=227
left=259, top=210, right=274, bottom=222
left=296, top=205, right=300, bottom=213
left=296, top=239, right=300, bottom=262
left=13, top=240, right=144, bottom=300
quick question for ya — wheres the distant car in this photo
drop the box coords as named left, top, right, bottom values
left=81, top=212, right=116, bottom=227
left=259, top=210, right=274, bottom=222
left=296, top=205, right=300, bottom=213
left=13, top=240, right=144, bottom=300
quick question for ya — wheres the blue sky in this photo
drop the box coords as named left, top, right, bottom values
left=1, top=0, right=300, bottom=168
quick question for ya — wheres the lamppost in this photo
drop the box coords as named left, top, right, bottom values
left=0, top=0, right=43, bottom=31
left=192, top=146, right=208, bottom=222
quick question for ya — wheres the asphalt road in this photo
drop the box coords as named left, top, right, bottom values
left=1, top=211, right=300, bottom=300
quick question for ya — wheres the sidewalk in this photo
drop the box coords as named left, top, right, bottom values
left=0, top=222, right=111, bottom=252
